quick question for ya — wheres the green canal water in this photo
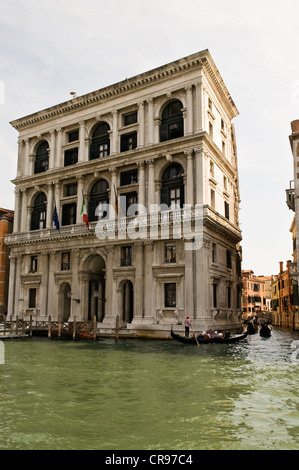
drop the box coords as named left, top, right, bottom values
left=0, top=328, right=298, bottom=450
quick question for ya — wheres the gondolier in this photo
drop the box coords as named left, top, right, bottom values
left=184, top=316, right=191, bottom=337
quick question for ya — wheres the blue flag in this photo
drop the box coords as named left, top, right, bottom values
left=52, top=204, right=60, bottom=230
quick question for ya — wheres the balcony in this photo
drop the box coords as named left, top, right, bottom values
left=286, top=180, right=295, bottom=211
left=4, top=205, right=242, bottom=247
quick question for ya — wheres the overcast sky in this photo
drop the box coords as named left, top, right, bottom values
left=0, top=0, right=298, bottom=276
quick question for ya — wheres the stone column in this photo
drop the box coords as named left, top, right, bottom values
left=185, top=85, right=193, bottom=135
left=138, top=102, right=145, bottom=147
left=195, top=79, right=204, bottom=133
left=147, top=160, right=155, bottom=208
left=76, top=176, right=84, bottom=224
left=39, top=253, right=49, bottom=319
left=111, top=111, right=118, bottom=154
left=24, top=139, right=30, bottom=176
left=46, top=182, right=54, bottom=228
left=185, top=150, right=194, bottom=206
left=49, top=131, right=56, bottom=170
left=103, top=246, right=115, bottom=326
left=184, top=247, right=194, bottom=319
left=137, top=162, right=145, bottom=209
left=47, top=252, right=56, bottom=319
left=143, top=241, right=154, bottom=323
left=14, top=256, right=22, bottom=319
left=79, top=121, right=86, bottom=162
left=194, top=147, right=205, bottom=205
left=13, top=189, right=22, bottom=233
left=20, top=188, right=28, bottom=232
left=17, top=138, right=23, bottom=177
left=133, top=242, right=144, bottom=323
left=147, top=99, right=154, bottom=145
left=56, top=129, right=62, bottom=167
left=70, top=250, right=80, bottom=320
left=7, top=255, right=16, bottom=317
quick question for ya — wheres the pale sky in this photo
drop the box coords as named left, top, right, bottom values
left=0, top=0, right=298, bottom=276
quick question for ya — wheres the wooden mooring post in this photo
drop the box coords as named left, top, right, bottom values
left=93, top=315, right=97, bottom=341
left=73, top=316, right=76, bottom=340
left=48, top=315, right=52, bottom=339
left=29, top=315, right=33, bottom=337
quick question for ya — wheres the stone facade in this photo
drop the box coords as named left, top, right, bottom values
left=5, top=50, right=242, bottom=337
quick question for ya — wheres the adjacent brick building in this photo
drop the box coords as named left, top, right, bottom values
left=0, top=208, right=14, bottom=320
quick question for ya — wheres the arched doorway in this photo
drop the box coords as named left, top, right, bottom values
left=59, top=282, right=71, bottom=322
left=83, top=254, right=106, bottom=322
left=122, top=280, right=134, bottom=325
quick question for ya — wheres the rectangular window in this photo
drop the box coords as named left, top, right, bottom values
left=68, top=130, right=79, bottom=142
left=226, top=249, right=232, bottom=269
left=29, top=288, right=37, bottom=309
left=124, top=112, right=137, bottom=126
left=224, top=201, right=230, bottom=220
left=210, top=189, right=215, bottom=209
left=170, top=187, right=181, bottom=209
left=209, top=122, right=213, bottom=139
left=213, top=283, right=217, bottom=308
left=64, top=148, right=78, bottom=166
left=121, top=246, right=132, bottom=266
left=65, top=183, right=77, bottom=197
left=61, top=252, right=71, bottom=271
left=30, top=256, right=38, bottom=272
left=120, top=132, right=137, bottom=152
left=165, top=283, right=176, bottom=308
left=62, top=203, right=77, bottom=226
left=120, top=169, right=138, bottom=186
left=165, top=243, right=176, bottom=263
left=212, top=243, right=217, bottom=263
left=120, top=192, right=138, bottom=216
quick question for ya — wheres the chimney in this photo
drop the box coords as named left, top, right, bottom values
left=279, top=261, right=284, bottom=274
left=291, top=120, right=299, bottom=134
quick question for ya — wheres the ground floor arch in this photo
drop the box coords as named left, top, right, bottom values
left=82, top=254, right=106, bottom=322
left=58, top=282, right=71, bottom=322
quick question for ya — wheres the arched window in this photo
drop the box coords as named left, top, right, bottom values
left=35, top=141, right=49, bottom=174
left=31, top=193, right=47, bottom=230
left=89, top=123, right=110, bottom=160
left=88, top=179, right=109, bottom=222
left=160, top=100, right=184, bottom=142
left=161, top=163, right=184, bottom=209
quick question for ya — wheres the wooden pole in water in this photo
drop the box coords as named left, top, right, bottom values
left=10, top=315, right=13, bottom=335
left=29, top=315, right=32, bottom=337
left=3, top=315, right=6, bottom=335
left=48, top=315, right=51, bottom=339
left=16, top=315, right=18, bottom=335
left=115, top=315, right=119, bottom=343
left=73, top=316, right=76, bottom=340
left=58, top=318, right=62, bottom=338
left=93, top=315, right=97, bottom=341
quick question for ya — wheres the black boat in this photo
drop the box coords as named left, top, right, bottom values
left=170, top=328, right=248, bottom=345
left=247, top=322, right=258, bottom=335
left=259, top=324, right=271, bottom=338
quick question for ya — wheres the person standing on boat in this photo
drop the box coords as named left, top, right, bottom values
left=184, top=316, right=191, bottom=337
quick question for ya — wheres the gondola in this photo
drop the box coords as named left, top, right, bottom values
left=247, top=322, right=258, bottom=335
left=170, top=328, right=248, bottom=345
left=259, top=324, right=271, bottom=338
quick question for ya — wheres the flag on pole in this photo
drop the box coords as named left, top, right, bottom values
left=52, top=203, right=60, bottom=231
left=81, top=194, right=89, bottom=227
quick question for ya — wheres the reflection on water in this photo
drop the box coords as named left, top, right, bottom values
left=0, top=328, right=298, bottom=450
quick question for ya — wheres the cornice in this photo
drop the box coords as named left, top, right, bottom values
left=10, top=50, right=239, bottom=132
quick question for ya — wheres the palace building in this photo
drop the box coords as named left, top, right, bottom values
left=5, top=50, right=242, bottom=337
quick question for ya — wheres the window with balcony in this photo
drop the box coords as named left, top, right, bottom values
left=64, top=148, right=78, bottom=166
left=31, top=193, right=47, bottom=231
left=120, top=132, right=137, bottom=152
left=160, top=100, right=184, bottom=142
left=62, top=203, right=77, bottom=226
left=90, top=123, right=110, bottom=160
left=161, top=163, right=184, bottom=209
left=34, top=141, right=49, bottom=174
left=88, top=179, right=109, bottom=222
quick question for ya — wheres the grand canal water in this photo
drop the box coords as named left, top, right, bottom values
left=0, top=328, right=298, bottom=450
